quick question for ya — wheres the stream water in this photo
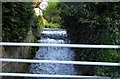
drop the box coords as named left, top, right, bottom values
left=27, top=28, right=77, bottom=79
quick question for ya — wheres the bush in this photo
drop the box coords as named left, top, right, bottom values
left=45, top=22, right=60, bottom=28
left=96, top=49, right=120, bottom=77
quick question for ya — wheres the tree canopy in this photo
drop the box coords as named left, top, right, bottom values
left=58, top=2, right=120, bottom=77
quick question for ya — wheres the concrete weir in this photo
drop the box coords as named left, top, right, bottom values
left=27, top=28, right=76, bottom=79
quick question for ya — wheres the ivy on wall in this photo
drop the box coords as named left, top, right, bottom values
left=2, top=2, right=37, bottom=42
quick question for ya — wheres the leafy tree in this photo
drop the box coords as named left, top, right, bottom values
left=2, top=2, right=38, bottom=42
left=43, top=2, right=62, bottom=25
left=58, top=2, right=120, bottom=77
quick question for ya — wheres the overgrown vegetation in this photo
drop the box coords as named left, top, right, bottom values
left=45, top=22, right=60, bottom=28
left=58, top=2, right=120, bottom=77
left=3, top=2, right=120, bottom=78
left=2, top=2, right=41, bottom=42
left=43, top=2, right=62, bottom=28
left=2, top=3, right=41, bottom=78
left=32, top=15, right=42, bottom=37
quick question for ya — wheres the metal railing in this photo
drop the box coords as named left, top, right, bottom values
left=0, top=42, right=120, bottom=78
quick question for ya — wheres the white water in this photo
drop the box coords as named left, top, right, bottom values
left=28, top=28, right=76, bottom=79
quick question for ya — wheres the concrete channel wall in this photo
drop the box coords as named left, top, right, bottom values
left=1, top=29, right=35, bottom=79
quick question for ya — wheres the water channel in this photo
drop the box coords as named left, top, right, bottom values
left=27, top=28, right=77, bottom=79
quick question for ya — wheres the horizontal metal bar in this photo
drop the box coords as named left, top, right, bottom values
left=1, top=0, right=120, bottom=2
left=0, top=42, right=119, bottom=48
left=0, top=73, right=111, bottom=79
left=0, top=58, right=119, bottom=66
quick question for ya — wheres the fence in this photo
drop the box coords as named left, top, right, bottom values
left=0, top=42, right=120, bottom=79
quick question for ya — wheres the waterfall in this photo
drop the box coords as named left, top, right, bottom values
left=28, top=28, right=76, bottom=79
